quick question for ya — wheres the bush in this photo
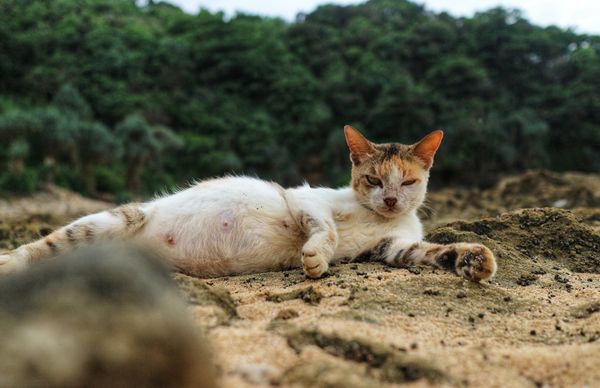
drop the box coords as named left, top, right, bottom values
left=95, top=167, right=127, bottom=197
left=0, top=169, right=39, bottom=195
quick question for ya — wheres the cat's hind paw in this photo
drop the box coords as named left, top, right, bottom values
left=453, top=243, right=497, bottom=282
left=0, top=250, right=28, bottom=275
left=301, top=250, right=329, bottom=278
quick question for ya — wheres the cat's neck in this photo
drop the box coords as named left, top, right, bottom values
left=301, top=185, right=417, bottom=224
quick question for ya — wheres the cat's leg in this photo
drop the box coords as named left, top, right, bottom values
left=356, top=238, right=497, bottom=282
left=391, top=241, right=497, bottom=282
left=285, top=192, right=338, bottom=278
left=0, top=204, right=147, bottom=274
left=294, top=210, right=338, bottom=278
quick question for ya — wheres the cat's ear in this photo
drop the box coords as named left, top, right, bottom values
left=344, top=125, right=374, bottom=164
left=412, top=130, right=443, bottom=169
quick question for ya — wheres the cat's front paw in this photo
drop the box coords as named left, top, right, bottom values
left=453, top=243, right=497, bottom=282
left=301, top=250, right=329, bottom=278
left=0, top=250, right=28, bottom=274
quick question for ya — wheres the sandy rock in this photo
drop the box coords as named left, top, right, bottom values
left=2, top=171, right=600, bottom=387
left=427, top=207, right=600, bottom=285
left=425, top=170, right=600, bottom=227
left=0, top=245, right=216, bottom=388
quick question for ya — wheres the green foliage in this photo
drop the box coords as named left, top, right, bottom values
left=76, top=121, right=119, bottom=165
left=0, top=110, right=40, bottom=139
left=115, top=113, right=181, bottom=193
left=54, top=84, right=93, bottom=120
left=7, top=139, right=30, bottom=161
left=0, top=168, right=39, bottom=194
left=175, top=132, right=242, bottom=179
left=95, top=166, right=127, bottom=196
left=0, top=0, right=599, bottom=196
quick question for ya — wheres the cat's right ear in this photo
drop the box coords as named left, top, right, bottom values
left=344, top=125, right=374, bottom=165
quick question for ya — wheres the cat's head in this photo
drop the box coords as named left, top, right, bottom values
left=344, top=125, right=443, bottom=218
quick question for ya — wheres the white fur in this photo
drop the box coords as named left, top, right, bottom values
left=133, top=176, right=423, bottom=276
left=0, top=176, right=425, bottom=277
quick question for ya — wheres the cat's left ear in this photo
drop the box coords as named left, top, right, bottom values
left=412, top=130, right=444, bottom=169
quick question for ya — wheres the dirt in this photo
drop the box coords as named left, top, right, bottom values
left=0, top=184, right=111, bottom=251
left=1, top=170, right=599, bottom=387
left=424, top=170, right=600, bottom=229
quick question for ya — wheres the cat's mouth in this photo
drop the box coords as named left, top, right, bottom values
left=376, top=205, right=405, bottom=218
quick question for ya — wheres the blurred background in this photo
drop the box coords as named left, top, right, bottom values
left=0, top=0, right=599, bottom=200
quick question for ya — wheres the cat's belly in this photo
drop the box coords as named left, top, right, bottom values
left=140, top=177, right=306, bottom=276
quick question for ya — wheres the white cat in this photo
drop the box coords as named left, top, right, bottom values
left=0, top=126, right=497, bottom=281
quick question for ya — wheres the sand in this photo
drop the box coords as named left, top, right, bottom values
left=1, top=170, right=599, bottom=387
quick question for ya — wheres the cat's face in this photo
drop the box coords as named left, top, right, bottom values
left=344, top=125, right=443, bottom=218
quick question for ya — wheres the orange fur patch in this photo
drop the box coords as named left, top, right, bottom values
left=378, top=156, right=404, bottom=176
left=377, top=157, right=422, bottom=181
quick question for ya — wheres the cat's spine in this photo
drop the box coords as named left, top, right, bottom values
left=354, top=238, right=497, bottom=282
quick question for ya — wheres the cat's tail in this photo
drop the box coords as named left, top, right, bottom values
left=0, top=204, right=148, bottom=274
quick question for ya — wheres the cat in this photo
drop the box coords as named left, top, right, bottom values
left=0, top=126, right=497, bottom=281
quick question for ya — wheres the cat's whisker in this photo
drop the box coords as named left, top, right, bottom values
left=418, top=200, right=437, bottom=220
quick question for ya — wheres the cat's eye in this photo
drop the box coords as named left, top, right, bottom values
left=402, top=179, right=417, bottom=186
left=366, top=176, right=382, bottom=186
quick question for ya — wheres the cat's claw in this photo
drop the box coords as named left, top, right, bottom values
left=301, top=250, right=329, bottom=278
left=454, top=244, right=497, bottom=282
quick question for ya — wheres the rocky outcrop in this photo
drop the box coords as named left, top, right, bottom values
left=0, top=244, right=215, bottom=388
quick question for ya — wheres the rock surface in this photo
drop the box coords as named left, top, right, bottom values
left=425, top=170, right=600, bottom=229
left=0, top=245, right=215, bottom=388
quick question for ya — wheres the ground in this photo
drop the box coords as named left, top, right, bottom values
left=1, top=171, right=599, bottom=387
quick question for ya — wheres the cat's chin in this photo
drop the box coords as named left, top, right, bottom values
left=375, top=207, right=405, bottom=219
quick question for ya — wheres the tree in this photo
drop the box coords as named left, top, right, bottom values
left=74, top=121, right=120, bottom=194
left=28, top=107, right=78, bottom=183
left=52, top=84, right=121, bottom=192
left=0, top=0, right=599, bottom=193
left=115, top=114, right=181, bottom=194
left=0, top=110, right=40, bottom=174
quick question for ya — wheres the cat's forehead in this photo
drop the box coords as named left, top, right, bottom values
left=372, top=143, right=419, bottom=178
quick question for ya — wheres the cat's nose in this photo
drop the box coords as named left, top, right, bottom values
left=384, top=197, right=397, bottom=208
